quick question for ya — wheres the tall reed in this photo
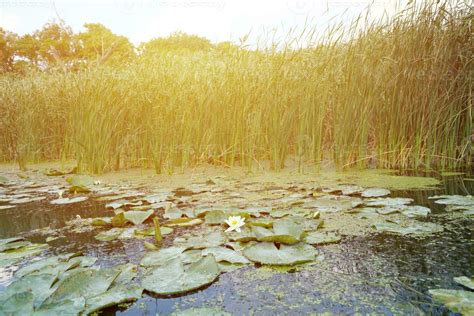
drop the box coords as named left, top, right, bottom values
left=0, top=1, right=471, bottom=173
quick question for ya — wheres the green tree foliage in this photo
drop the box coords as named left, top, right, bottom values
left=0, top=28, right=17, bottom=72
left=33, top=22, right=76, bottom=70
left=75, top=23, right=135, bottom=66
left=139, top=31, right=214, bottom=57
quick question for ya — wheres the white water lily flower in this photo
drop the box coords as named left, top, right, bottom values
left=94, top=180, right=101, bottom=185
left=225, top=216, right=245, bottom=233
left=58, top=190, right=64, bottom=198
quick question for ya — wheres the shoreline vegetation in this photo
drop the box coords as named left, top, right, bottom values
left=0, top=1, right=472, bottom=174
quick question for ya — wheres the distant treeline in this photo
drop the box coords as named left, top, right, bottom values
left=0, top=1, right=472, bottom=173
left=0, top=23, right=235, bottom=73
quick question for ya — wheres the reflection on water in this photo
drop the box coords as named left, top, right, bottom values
left=0, top=174, right=472, bottom=315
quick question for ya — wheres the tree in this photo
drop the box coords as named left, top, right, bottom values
left=0, top=28, right=17, bottom=72
left=139, top=32, right=214, bottom=56
left=75, top=23, right=135, bottom=66
left=33, top=22, right=76, bottom=70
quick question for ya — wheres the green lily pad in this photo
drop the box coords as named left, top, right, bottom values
left=205, top=210, right=228, bottom=225
left=1, top=273, right=57, bottom=308
left=454, top=276, right=474, bottom=290
left=243, top=242, right=318, bottom=265
left=142, top=255, right=221, bottom=295
left=67, top=175, right=94, bottom=193
left=252, top=219, right=304, bottom=244
left=123, top=210, right=154, bottom=225
left=164, top=206, right=186, bottom=219
left=134, top=226, right=173, bottom=237
left=0, top=240, right=31, bottom=252
left=34, top=297, right=85, bottom=316
left=372, top=221, right=443, bottom=235
left=361, top=188, right=391, bottom=198
left=0, top=243, right=49, bottom=267
left=366, top=197, right=413, bottom=207
left=85, top=285, right=142, bottom=314
left=43, top=268, right=119, bottom=306
left=173, top=231, right=226, bottom=249
left=140, top=247, right=186, bottom=267
left=201, top=247, right=250, bottom=264
left=111, top=212, right=126, bottom=227
left=429, top=289, right=474, bottom=315
left=400, top=206, right=431, bottom=218
left=0, top=292, right=35, bottom=315
left=0, top=175, right=9, bottom=185
left=249, top=217, right=274, bottom=228
left=225, top=227, right=257, bottom=242
left=430, top=195, right=474, bottom=206
left=166, top=218, right=203, bottom=227
left=106, top=200, right=143, bottom=210
left=304, top=232, right=341, bottom=245
left=304, top=196, right=362, bottom=213
left=50, top=197, right=88, bottom=205
left=95, top=228, right=125, bottom=241
left=9, top=196, right=46, bottom=204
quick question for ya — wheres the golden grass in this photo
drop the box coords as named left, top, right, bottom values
left=0, top=1, right=471, bottom=174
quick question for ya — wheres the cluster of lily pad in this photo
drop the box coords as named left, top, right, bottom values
left=0, top=252, right=142, bottom=315
left=429, top=276, right=474, bottom=315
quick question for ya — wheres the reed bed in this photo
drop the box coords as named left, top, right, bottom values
left=0, top=1, right=471, bottom=173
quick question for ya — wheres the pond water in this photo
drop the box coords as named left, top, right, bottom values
left=0, top=171, right=472, bottom=315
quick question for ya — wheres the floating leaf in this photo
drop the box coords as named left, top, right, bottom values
left=243, top=242, right=317, bottom=265
left=111, top=212, right=126, bottom=227
left=123, top=210, right=154, bottom=225
left=166, top=218, right=203, bottom=227
left=0, top=243, right=49, bottom=267
left=401, top=206, right=431, bottom=218
left=134, top=226, right=173, bottom=237
left=204, top=210, right=228, bottom=225
left=366, top=197, right=413, bottom=207
left=142, top=255, right=220, bottom=295
left=249, top=217, right=274, bottom=228
left=85, top=285, right=142, bottom=314
left=43, top=268, right=119, bottom=306
left=95, top=228, right=125, bottom=241
left=429, top=289, right=474, bottom=315
left=9, top=196, right=46, bottom=204
left=361, top=188, right=391, bottom=198
left=106, top=200, right=143, bottom=210
left=304, top=232, right=341, bottom=245
left=225, top=227, right=257, bottom=242
left=173, top=231, right=225, bottom=249
left=252, top=219, right=304, bottom=244
left=372, top=221, right=443, bottom=235
left=50, top=197, right=88, bottom=205
left=430, top=195, right=474, bottom=206
left=0, top=292, right=34, bottom=315
left=140, top=247, right=186, bottom=267
left=67, top=175, right=94, bottom=193
left=164, top=206, right=186, bottom=219
left=454, top=276, right=474, bottom=290
left=201, top=247, right=250, bottom=264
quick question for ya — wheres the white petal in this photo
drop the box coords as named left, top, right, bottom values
left=225, top=226, right=235, bottom=232
left=235, top=227, right=242, bottom=233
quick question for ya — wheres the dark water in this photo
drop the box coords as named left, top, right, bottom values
left=0, top=174, right=472, bottom=315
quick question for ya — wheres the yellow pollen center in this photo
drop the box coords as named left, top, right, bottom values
left=231, top=219, right=238, bottom=225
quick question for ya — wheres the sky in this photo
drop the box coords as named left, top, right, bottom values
left=0, top=0, right=409, bottom=45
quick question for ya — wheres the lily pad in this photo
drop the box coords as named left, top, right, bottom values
left=140, top=247, right=186, bottom=267
left=50, top=197, right=88, bottom=205
left=454, top=276, right=474, bottom=290
left=123, top=210, right=154, bottom=225
left=166, top=218, right=203, bottom=227
left=106, top=200, right=143, bottom=210
left=43, top=268, right=119, bottom=306
left=243, top=242, right=318, bottom=265
left=173, top=231, right=226, bottom=249
left=95, top=228, right=125, bottom=241
left=201, top=247, right=250, bottom=264
left=0, top=243, right=49, bottom=267
left=430, top=195, right=474, bottom=206
left=400, top=206, right=431, bottom=218
left=142, top=255, right=221, bottom=295
left=304, top=232, right=341, bottom=245
left=361, top=188, right=391, bottom=198
left=67, top=175, right=94, bottom=193
left=366, top=197, right=413, bottom=207
left=252, top=219, right=304, bottom=244
left=204, top=210, right=228, bottom=225
left=85, top=285, right=142, bottom=314
left=429, top=289, right=474, bottom=315
left=372, top=221, right=443, bottom=235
